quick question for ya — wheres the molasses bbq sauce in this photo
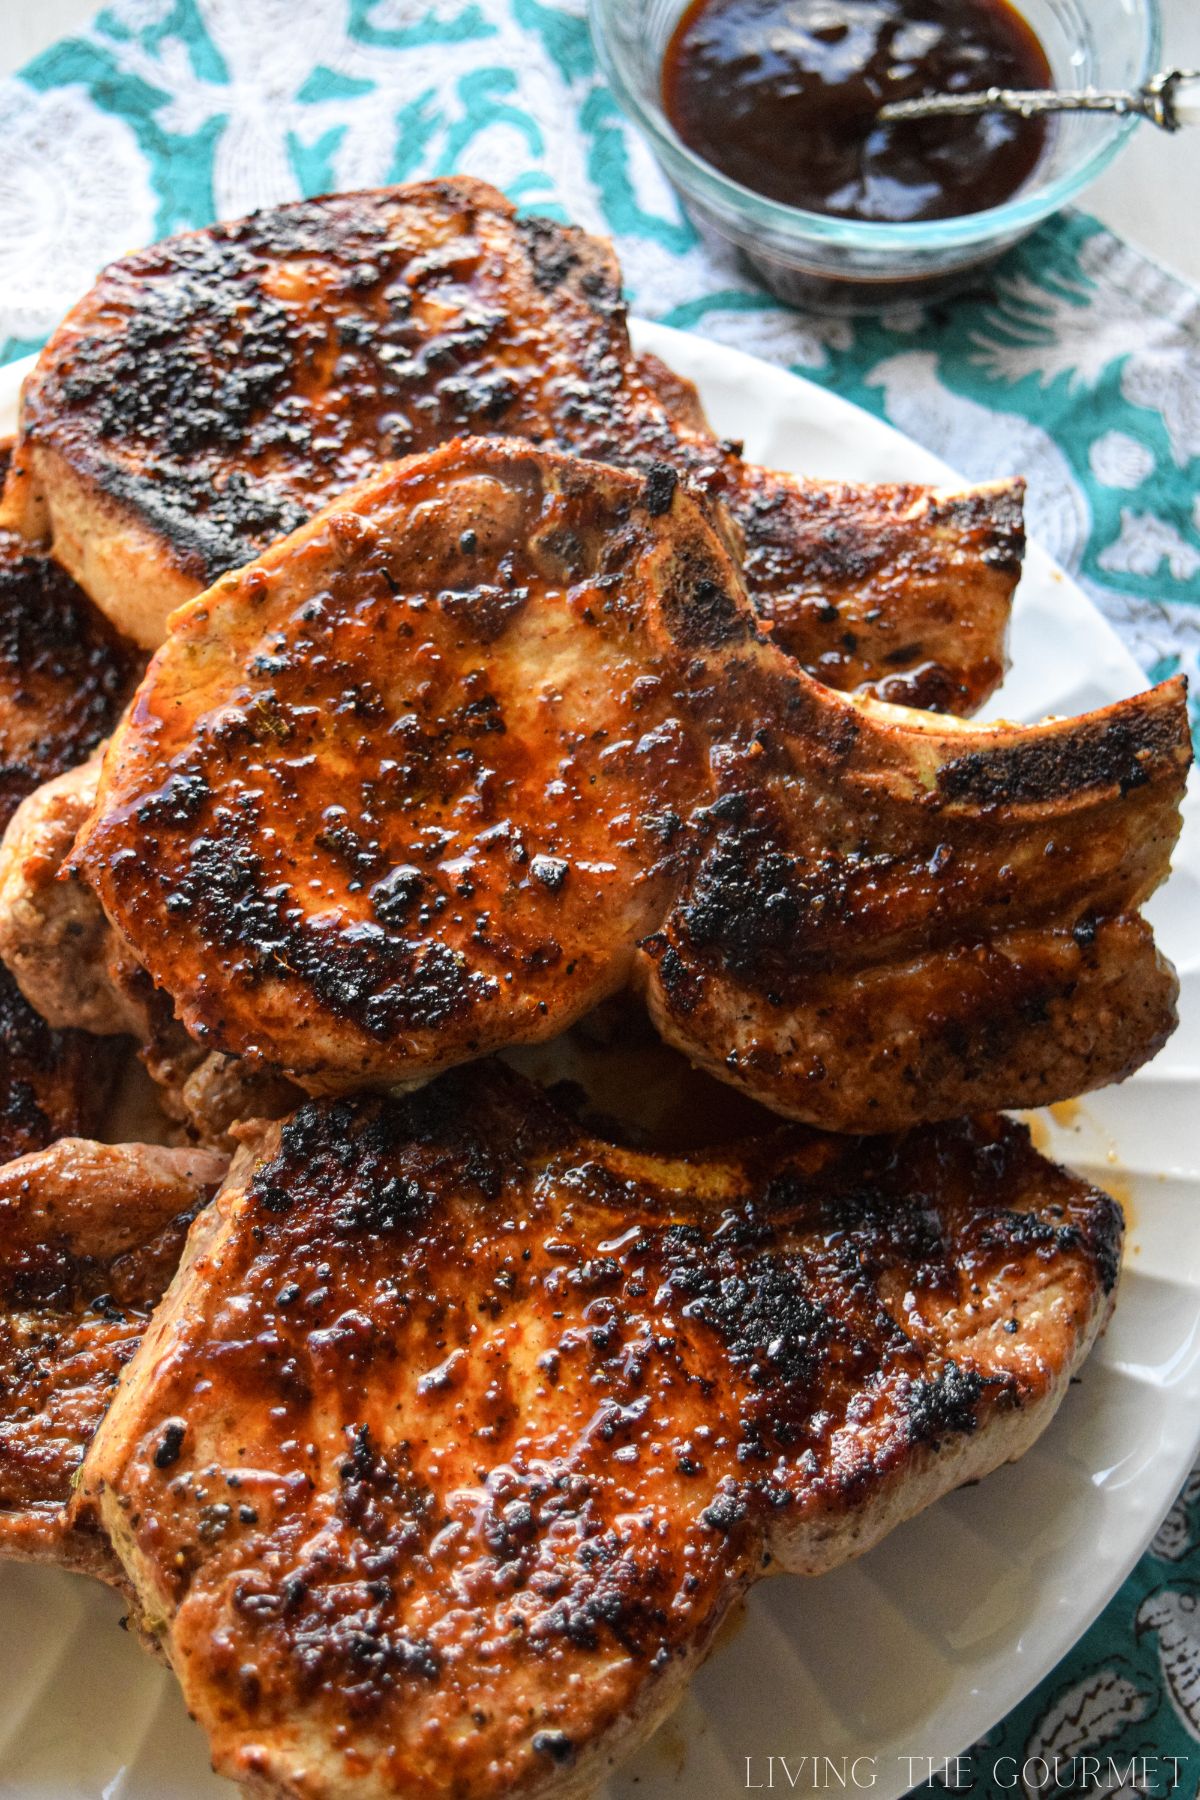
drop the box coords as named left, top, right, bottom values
left=662, top=0, right=1053, bottom=224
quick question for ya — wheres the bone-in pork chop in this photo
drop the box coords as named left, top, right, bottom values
left=0, top=506, right=137, bottom=833
left=0, top=1137, right=226, bottom=1577
left=0, top=962, right=116, bottom=1164
left=0, top=448, right=139, bottom=1162
left=71, top=439, right=1190, bottom=1128
left=1, top=180, right=1019, bottom=713
left=80, top=1063, right=1120, bottom=1800
left=0, top=756, right=306, bottom=1148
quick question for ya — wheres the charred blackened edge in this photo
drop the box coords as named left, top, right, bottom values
left=659, top=541, right=753, bottom=652
left=243, top=1068, right=575, bottom=1228
left=514, top=212, right=626, bottom=322
left=90, top=460, right=311, bottom=589
left=927, top=478, right=1026, bottom=579
left=0, top=963, right=111, bottom=1155
left=729, top=473, right=1027, bottom=591
left=936, top=678, right=1191, bottom=807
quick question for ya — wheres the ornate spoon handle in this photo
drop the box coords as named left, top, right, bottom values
left=878, top=68, right=1200, bottom=132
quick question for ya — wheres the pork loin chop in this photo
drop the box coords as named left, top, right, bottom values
left=0, top=752, right=144, bottom=1037
left=0, top=512, right=137, bottom=834
left=2, top=179, right=1019, bottom=712
left=71, top=439, right=1190, bottom=1128
left=80, top=1062, right=1121, bottom=1800
left=0, top=962, right=116, bottom=1164
left=0, top=756, right=303, bottom=1146
left=0, top=1137, right=226, bottom=1577
left=72, top=440, right=712, bottom=1085
left=0, top=466, right=140, bottom=1161
left=638, top=672, right=1190, bottom=1129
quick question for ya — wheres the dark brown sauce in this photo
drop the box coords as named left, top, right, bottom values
left=662, top=0, right=1053, bottom=223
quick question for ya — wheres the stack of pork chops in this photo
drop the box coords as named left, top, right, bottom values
left=0, top=178, right=1189, bottom=1800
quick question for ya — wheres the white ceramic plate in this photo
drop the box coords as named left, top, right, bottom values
left=0, top=324, right=1197, bottom=1800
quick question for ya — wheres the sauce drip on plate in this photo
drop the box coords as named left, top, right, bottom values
left=662, top=0, right=1053, bottom=222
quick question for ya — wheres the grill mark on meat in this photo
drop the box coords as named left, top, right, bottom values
left=73, top=441, right=716, bottom=1077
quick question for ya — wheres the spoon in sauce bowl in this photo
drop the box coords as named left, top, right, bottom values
left=878, top=67, right=1200, bottom=131
left=661, top=0, right=1059, bottom=224
left=592, top=0, right=1165, bottom=308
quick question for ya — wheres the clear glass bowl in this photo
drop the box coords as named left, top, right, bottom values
left=589, top=0, right=1160, bottom=311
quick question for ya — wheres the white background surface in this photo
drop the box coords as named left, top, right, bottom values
left=0, top=0, right=1198, bottom=285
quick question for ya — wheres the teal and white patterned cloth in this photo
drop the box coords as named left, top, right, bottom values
left=2, top=0, right=1199, bottom=1782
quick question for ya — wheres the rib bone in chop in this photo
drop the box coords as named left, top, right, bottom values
left=70, top=439, right=1190, bottom=1130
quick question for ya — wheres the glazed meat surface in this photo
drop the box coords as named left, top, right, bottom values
left=0, top=748, right=326, bottom=1151
left=0, top=1137, right=226, bottom=1576
left=2, top=179, right=1019, bottom=711
left=72, top=439, right=1190, bottom=1128
left=74, top=440, right=712, bottom=1084
left=640, top=673, right=1190, bottom=1128
left=81, top=1063, right=1121, bottom=1800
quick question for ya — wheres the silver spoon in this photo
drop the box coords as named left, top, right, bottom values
left=878, top=66, right=1200, bottom=132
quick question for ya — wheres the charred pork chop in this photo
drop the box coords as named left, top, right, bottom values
left=639, top=673, right=1189, bottom=1129
left=0, top=1137, right=226, bottom=1577
left=0, top=752, right=144, bottom=1038
left=0, top=455, right=139, bottom=1162
left=0, top=757, right=303, bottom=1147
left=71, top=439, right=1189, bottom=1128
left=2, top=179, right=1019, bottom=712
left=0, top=958, right=117, bottom=1164
left=80, top=1063, right=1121, bottom=1800
left=0, top=503, right=137, bottom=835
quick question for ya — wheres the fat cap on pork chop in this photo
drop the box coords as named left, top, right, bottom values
left=1, top=179, right=1019, bottom=713
left=0, top=1136, right=227, bottom=1577
left=80, top=1061, right=1121, bottom=1800
left=70, top=438, right=1190, bottom=1129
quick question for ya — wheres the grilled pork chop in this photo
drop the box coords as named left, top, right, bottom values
left=0, top=959, right=117, bottom=1164
left=0, top=1137, right=226, bottom=1577
left=71, top=439, right=1189, bottom=1128
left=1, top=179, right=1019, bottom=712
left=0, top=503, right=137, bottom=835
left=80, top=1063, right=1121, bottom=1800
left=0, top=752, right=143, bottom=1038
left=0, top=757, right=303, bottom=1147
left=0, top=457, right=139, bottom=1161
left=640, top=673, right=1189, bottom=1128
